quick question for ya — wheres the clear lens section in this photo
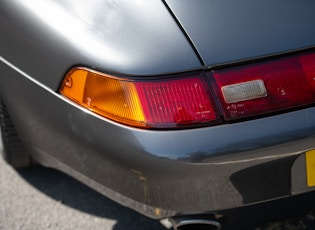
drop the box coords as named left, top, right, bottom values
left=221, top=80, right=267, bottom=103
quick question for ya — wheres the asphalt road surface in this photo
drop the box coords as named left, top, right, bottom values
left=1, top=134, right=315, bottom=230
left=0, top=135, right=170, bottom=230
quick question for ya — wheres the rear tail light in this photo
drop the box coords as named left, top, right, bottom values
left=60, top=51, right=315, bottom=129
left=211, top=53, right=315, bottom=120
left=60, top=68, right=218, bottom=129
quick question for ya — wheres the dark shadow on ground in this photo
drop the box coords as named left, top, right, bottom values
left=222, top=191, right=315, bottom=230
left=17, top=165, right=168, bottom=230
left=16, top=165, right=315, bottom=230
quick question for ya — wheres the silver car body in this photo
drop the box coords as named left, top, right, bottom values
left=1, top=0, right=315, bottom=220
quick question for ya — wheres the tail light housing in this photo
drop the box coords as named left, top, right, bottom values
left=60, top=68, right=219, bottom=129
left=60, top=51, right=315, bottom=129
left=212, top=53, right=315, bottom=120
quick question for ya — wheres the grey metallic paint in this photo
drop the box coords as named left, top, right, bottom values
left=0, top=0, right=201, bottom=89
left=1, top=57, right=315, bottom=218
left=165, top=0, right=315, bottom=66
left=1, top=0, right=315, bottom=220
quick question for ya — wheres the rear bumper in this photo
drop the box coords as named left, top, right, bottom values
left=1, top=61, right=315, bottom=219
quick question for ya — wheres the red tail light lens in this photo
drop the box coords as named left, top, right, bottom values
left=211, top=53, right=315, bottom=120
left=135, top=76, right=218, bottom=128
left=300, top=53, right=315, bottom=91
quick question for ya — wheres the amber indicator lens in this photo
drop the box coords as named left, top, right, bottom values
left=60, top=68, right=145, bottom=127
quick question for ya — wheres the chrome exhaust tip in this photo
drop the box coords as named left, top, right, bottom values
left=169, top=215, right=222, bottom=230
